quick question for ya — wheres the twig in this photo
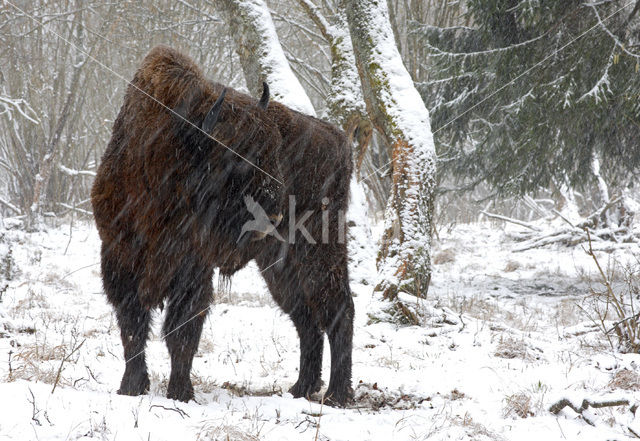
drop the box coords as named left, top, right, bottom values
left=8, top=350, right=13, bottom=380
left=64, top=211, right=73, bottom=255
left=556, top=418, right=567, bottom=439
left=583, top=228, right=640, bottom=352
left=395, top=300, right=420, bottom=325
left=61, top=262, right=99, bottom=280
left=57, top=203, right=93, bottom=216
left=606, top=312, right=640, bottom=334
left=294, top=416, right=315, bottom=431
left=549, top=397, right=630, bottom=413
left=458, top=312, right=466, bottom=333
left=549, top=396, right=631, bottom=426
left=314, top=395, right=324, bottom=441
left=85, top=365, right=101, bottom=384
left=28, top=387, right=41, bottom=426
left=583, top=229, right=625, bottom=325
left=552, top=209, right=576, bottom=229
left=578, top=196, right=622, bottom=228
left=51, top=338, right=86, bottom=394
left=0, top=198, right=21, bottom=215
left=481, top=211, right=542, bottom=231
left=149, top=404, right=189, bottom=419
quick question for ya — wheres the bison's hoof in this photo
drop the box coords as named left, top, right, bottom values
left=289, top=378, right=322, bottom=399
left=118, top=373, right=150, bottom=396
left=322, top=387, right=353, bottom=408
left=167, top=380, right=194, bottom=402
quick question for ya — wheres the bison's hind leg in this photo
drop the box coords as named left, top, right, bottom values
left=323, top=288, right=354, bottom=407
left=312, top=266, right=354, bottom=407
left=163, top=262, right=213, bottom=402
left=101, top=246, right=151, bottom=396
left=288, top=303, right=324, bottom=399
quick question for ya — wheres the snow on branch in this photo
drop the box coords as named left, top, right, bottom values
left=424, top=32, right=546, bottom=59
left=481, top=212, right=541, bottom=231
left=224, top=0, right=316, bottom=115
left=549, top=394, right=637, bottom=427
left=577, top=45, right=615, bottom=104
left=0, top=95, right=39, bottom=124
left=58, top=164, right=96, bottom=177
left=0, top=198, right=21, bottom=215
left=495, top=195, right=638, bottom=252
left=416, top=72, right=482, bottom=87
left=296, top=0, right=331, bottom=37
left=500, top=88, right=536, bottom=115
left=174, top=0, right=222, bottom=23
left=589, top=3, right=640, bottom=60
left=431, top=84, right=481, bottom=113
left=57, top=203, right=92, bottom=216
left=411, top=23, right=476, bottom=33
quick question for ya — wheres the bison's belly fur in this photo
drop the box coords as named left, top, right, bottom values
left=91, top=46, right=354, bottom=406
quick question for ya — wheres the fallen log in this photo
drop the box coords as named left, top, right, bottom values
left=485, top=197, right=637, bottom=251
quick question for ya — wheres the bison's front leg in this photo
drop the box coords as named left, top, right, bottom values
left=163, top=263, right=213, bottom=402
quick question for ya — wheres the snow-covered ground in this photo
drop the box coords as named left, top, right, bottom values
left=0, top=219, right=639, bottom=440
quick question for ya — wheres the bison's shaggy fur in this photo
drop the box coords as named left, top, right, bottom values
left=91, top=46, right=354, bottom=405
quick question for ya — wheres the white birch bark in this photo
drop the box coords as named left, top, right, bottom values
left=218, top=0, right=316, bottom=115
left=345, top=0, right=437, bottom=300
left=296, top=1, right=373, bottom=172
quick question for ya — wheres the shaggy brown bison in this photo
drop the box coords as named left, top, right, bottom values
left=91, top=46, right=354, bottom=406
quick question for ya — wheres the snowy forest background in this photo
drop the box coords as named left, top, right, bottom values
left=0, top=0, right=640, bottom=440
left=2, top=0, right=638, bottom=230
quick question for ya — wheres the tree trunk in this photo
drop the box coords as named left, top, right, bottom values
left=295, top=1, right=377, bottom=284
left=217, top=0, right=315, bottom=115
left=345, top=0, right=437, bottom=301
left=296, top=1, right=372, bottom=172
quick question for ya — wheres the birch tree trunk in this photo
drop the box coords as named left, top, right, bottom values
left=345, top=0, right=437, bottom=303
left=217, top=0, right=316, bottom=115
left=296, top=0, right=372, bottom=173
left=296, top=1, right=376, bottom=284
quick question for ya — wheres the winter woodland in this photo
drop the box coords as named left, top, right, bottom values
left=0, top=0, right=639, bottom=440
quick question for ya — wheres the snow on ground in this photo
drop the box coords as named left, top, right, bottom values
left=0, top=219, right=638, bottom=440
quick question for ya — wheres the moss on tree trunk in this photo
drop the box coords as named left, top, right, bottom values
left=345, top=0, right=437, bottom=308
